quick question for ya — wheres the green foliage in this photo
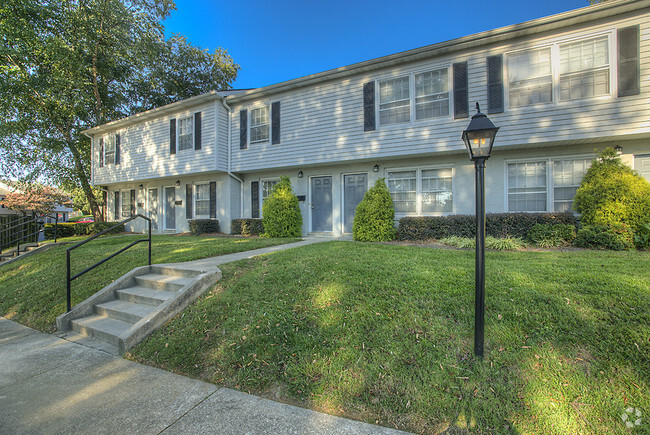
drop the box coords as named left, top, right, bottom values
left=188, top=219, right=220, bottom=235
left=398, top=213, right=579, bottom=241
left=574, top=148, right=650, bottom=232
left=574, top=224, right=635, bottom=251
left=231, top=218, right=264, bottom=236
left=634, top=222, right=650, bottom=250
left=440, top=236, right=525, bottom=250
left=44, top=222, right=124, bottom=239
left=527, top=223, right=577, bottom=248
left=261, top=176, right=302, bottom=238
left=352, top=178, right=396, bottom=242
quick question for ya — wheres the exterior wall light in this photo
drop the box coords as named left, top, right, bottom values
left=461, top=102, right=499, bottom=359
left=373, top=164, right=379, bottom=172
left=615, top=145, right=623, bottom=155
left=298, top=171, right=303, bottom=178
left=175, top=180, right=180, bottom=187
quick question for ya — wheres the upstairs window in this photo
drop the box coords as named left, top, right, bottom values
left=508, top=48, right=552, bottom=107
left=105, top=135, right=116, bottom=165
left=250, top=106, right=270, bottom=143
left=178, top=116, right=193, bottom=151
left=415, top=69, right=449, bottom=120
left=379, top=77, right=410, bottom=125
left=559, top=36, right=609, bottom=101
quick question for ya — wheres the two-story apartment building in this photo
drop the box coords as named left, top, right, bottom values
left=84, top=0, right=650, bottom=236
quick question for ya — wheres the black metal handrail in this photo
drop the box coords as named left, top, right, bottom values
left=66, top=214, right=151, bottom=312
left=0, top=214, right=58, bottom=257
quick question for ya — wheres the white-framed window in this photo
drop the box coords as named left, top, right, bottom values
left=378, top=66, right=450, bottom=126
left=559, top=36, right=610, bottom=101
left=121, top=190, right=132, bottom=218
left=507, top=157, right=591, bottom=212
left=250, top=106, right=270, bottom=143
left=387, top=167, right=454, bottom=215
left=178, top=116, right=193, bottom=151
left=261, top=179, right=279, bottom=203
left=105, top=135, right=116, bottom=165
left=506, top=33, right=612, bottom=108
left=195, top=183, right=210, bottom=216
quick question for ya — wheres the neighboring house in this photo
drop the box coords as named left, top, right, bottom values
left=0, top=182, right=19, bottom=217
left=0, top=181, right=74, bottom=222
left=84, top=0, right=650, bottom=236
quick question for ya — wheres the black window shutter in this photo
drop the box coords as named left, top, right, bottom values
left=194, top=112, right=202, bottom=150
left=170, top=118, right=177, bottom=154
left=115, top=134, right=121, bottom=165
left=453, top=62, right=469, bottom=119
left=251, top=181, right=259, bottom=219
left=240, top=110, right=248, bottom=149
left=487, top=55, right=504, bottom=114
left=618, top=25, right=640, bottom=97
left=186, top=184, right=192, bottom=219
left=271, top=102, right=281, bottom=144
left=130, top=189, right=135, bottom=217
left=363, top=82, right=376, bottom=131
left=114, top=191, right=120, bottom=220
left=99, top=138, right=104, bottom=167
left=209, top=181, right=216, bottom=219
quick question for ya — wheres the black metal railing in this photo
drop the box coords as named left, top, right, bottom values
left=0, top=214, right=58, bottom=258
left=66, top=214, right=151, bottom=312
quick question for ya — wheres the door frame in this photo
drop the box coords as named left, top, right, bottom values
left=163, top=185, right=176, bottom=231
left=341, top=172, right=368, bottom=234
left=308, top=174, right=333, bottom=233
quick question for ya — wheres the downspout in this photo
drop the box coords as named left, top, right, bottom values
left=221, top=98, right=244, bottom=218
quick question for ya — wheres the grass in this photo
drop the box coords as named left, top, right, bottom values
left=128, top=242, right=649, bottom=434
left=0, top=234, right=300, bottom=332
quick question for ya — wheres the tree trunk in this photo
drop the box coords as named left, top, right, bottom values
left=66, top=139, right=104, bottom=222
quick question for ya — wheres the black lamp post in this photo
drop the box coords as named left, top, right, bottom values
left=461, top=103, right=499, bottom=358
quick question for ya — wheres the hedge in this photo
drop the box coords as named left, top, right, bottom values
left=231, top=218, right=264, bottom=236
left=397, top=212, right=579, bottom=241
left=188, top=219, right=220, bottom=235
left=44, top=222, right=125, bottom=239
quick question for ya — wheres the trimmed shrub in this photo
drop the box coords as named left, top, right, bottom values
left=188, top=219, right=220, bottom=235
left=261, top=176, right=303, bottom=238
left=526, top=223, right=577, bottom=247
left=352, top=178, right=396, bottom=242
left=43, top=222, right=125, bottom=239
left=574, top=224, right=635, bottom=251
left=44, top=223, right=76, bottom=239
left=397, top=212, right=578, bottom=241
left=574, top=148, right=650, bottom=233
left=231, top=218, right=264, bottom=236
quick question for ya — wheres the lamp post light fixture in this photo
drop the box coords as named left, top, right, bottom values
left=461, top=102, right=499, bottom=358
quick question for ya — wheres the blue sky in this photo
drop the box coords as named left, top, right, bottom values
left=164, top=0, right=589, bottom=89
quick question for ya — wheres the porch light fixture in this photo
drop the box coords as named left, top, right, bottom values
left=461, top=102, right=499, bottom=359
left=298, top=171, right=303, bottom=178
left=175, top=180, right=180, bottom=187
left=139, top=184, right=144, bottom=191
left=614, top=145, right=623, bottom=155
left=373, top=164, right=379, bottom=172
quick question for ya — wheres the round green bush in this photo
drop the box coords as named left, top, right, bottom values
left=574, top=148, right=650, bottom=232
left=352, top=178, right=396, bottom=242
left=261, top=176, right=303, bottom=238
left=574, top=224, right=634, bottom=251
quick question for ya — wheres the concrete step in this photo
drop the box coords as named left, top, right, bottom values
left=150, top=265, right=202, bottom=279
left=134, top=273, right=193, bottom=291
left=116, top=286, right=176, bottom=306
left=71, top=315, right=132, bottom=347
left=95, top=300, right=157, bottom=324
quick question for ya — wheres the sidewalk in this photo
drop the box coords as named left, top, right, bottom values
left=0, top=318, right=406, bottom=434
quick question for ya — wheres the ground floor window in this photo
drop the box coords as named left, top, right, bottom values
left=195, top=183, right=210, bottom=216
left=507, top=157, right=591, bottom=212
left=121, top=190, right=131, bottom=218
left=387, top=167, right=453, bottom=215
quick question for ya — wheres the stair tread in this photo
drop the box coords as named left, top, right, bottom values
left=72, top=315, right=133, bottom=336
left=96, top=299, right=157, bottom=318
left=136, top=273, right=193, bottom=286
left=117, top=286, right=177, bottom=300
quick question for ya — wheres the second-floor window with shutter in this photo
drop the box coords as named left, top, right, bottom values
left=559, top=36, right=609, bottom=101
left=508, top=48, right=553, bottom=107
left=379, top=76, right=410, bottom=125
left=415, top=68, right=450, bottom=120
left=105, top=135, right=116, bottom=165
left=178, top=116, right=193, bottom=151
left=250, top=106, right=270, bottom=143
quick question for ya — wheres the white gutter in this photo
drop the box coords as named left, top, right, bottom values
left=221, top=99, right=244, bottom=218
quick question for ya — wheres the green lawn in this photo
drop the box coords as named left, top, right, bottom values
left=128, top=242, right=649, bottom=434
left=0, top=234, right=300, bottom=331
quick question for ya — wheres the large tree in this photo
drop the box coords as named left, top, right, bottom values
left=0, top=0, right=239, bottom=221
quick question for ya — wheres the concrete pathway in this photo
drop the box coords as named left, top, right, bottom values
left=0, top=318, right=406, bottom=434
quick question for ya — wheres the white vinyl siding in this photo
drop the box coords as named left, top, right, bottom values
left=379, top=77, right=410, bottom=125
left=388, top=167, right=453, bottom=215
left=250, top=106, right=270, bottom=143
left=508, top=48, right=553, bottom=107
left=507, top=158, right=591, bottom=212
left=105, top=135, right=116, bottom=165
left=195, top=183, right=209, bottom=216
left=559, top=36, right=610, bottom=101
left=178, top=116, right=193, bottom=151
left=415, top=69, right=450, bottom=120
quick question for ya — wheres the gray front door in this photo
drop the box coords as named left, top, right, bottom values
left=343, top=173, right=367, bottom=233
left=311, top=176, right=332, bottom=232
left=148, top=188, right=158, bottom=231
left=164, top=187, right=175, bottom=230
